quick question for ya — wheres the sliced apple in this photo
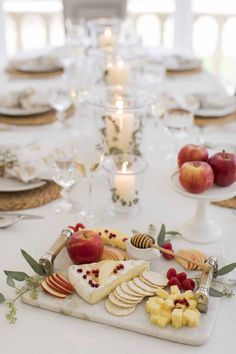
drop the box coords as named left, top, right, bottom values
left=48, top=275, right=73, bottom=295
left=54, top=273, right=74, bottom=292
left=51, top=273, right=74, bottom=293
left=98, top=260, right=117, bottom=285
left=41, top=280, right=66, bottom=299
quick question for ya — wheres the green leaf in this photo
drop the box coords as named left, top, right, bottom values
left=4, top=271, right=29, bottom=281
left=21, top=249, right=45, bottom=276
left=7, top=276, right=15, bottom=288
left=209, top=287, right=224, bottom=297
left=157, top=224, right=166, bottom=246
left=165, top=231, right=182, bottom=236
left=0, top=293, right=5, bottom=303
left=216, top=263, right=236, bottom=277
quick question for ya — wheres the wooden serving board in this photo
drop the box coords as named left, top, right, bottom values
left=21, top=250, right=221, bottom=346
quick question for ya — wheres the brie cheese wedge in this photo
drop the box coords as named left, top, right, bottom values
left=68, top=260, right=150, bottom=304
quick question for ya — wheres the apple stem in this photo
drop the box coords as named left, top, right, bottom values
left=222, top=150, right=226, bottom=159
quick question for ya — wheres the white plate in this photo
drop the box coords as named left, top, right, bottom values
left=0, top=177, right=46, bottom=192
left=0, top=106, right=51, bottom=117
left=166, top=58, right=201, bottom=72
left=11, top=59, right=62, bottom=73
left=171, top=170, right=236, bottom=201
left=195, top=105, right=236, bottom=117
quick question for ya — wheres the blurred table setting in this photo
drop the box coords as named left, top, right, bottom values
left=0, top=12, right=236, bottom=354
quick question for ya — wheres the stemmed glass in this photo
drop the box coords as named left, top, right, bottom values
left=49, top=90, right=73, bottom=128
left=163, top=108, right=194, bottom=162
left=72, top=132, right=105, bottom=224
left=51, top=145, right=77, bottom=213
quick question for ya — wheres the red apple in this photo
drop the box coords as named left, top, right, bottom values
left=67, top=229, right=104, bottom=265
left=177, top=144, right=208, bottom=167
left=41, top=280, right=67, bottom=299
left=208, top=150, right=236, bottom=187
left=179, top=161, right=214, bottom=193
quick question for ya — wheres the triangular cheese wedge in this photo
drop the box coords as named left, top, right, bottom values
left=68, top=260, right=150, bottom=304
left=95, top=228, right=128, bottom=250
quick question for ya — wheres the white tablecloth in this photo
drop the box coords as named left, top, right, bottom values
left=0, top=68, right=236, bottom=354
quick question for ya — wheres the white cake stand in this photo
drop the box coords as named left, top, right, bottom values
left=171, top=170, right=236, bottom=244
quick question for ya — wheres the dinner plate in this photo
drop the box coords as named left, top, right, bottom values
left=0, top=106, right=51, bottom=117
left=195, top=105, right=236, bottom=117
left=11, top=57, right=62, bottom=73
left=0, top=177, right=46, bottom=192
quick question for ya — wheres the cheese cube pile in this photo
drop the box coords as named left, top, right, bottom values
left=146, top=286, right=201, bottom=329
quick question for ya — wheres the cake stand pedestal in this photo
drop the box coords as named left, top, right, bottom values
left=171, top=171, right=236, bottom=244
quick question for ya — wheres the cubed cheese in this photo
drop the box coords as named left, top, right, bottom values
left=171, top=308, right=183, bottom=329
left=188, top=299, right=197, bottom=310
left=152, top=314, right=171, bottom=328
left=170, top=285, right=181, bottom=295
left=156, top=287, right=169, bottom=299
left=183, top=290, right=193, bottom=299
left=183, top=309, right=199, bottom=327
left=149, top=303, right=161, bottom=316
left=162, top=297, right=174, bottom=311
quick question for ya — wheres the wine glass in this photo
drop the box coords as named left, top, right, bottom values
left=51, top=146, right=77, bottom=213
left=72, top=132, right=105, bottom=224
left=49, top=90, right=73, bottom=128
left=163, top=108, right=194, bottom=161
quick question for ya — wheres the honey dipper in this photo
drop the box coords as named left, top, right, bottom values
left=131, top=233, right=210, bottom=272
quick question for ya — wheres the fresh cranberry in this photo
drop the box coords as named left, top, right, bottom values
left=190, top=278, right=196, bottom=289
left=83, top=275, right=87, bottom=280
left=162, top=253, right=174, bottom=260
left=105, top=229, right=109, bottom=233
left=177, top=272, right=187, bottom=282
left=77, top=268, right=83, bottom=273
left=168, top=276, right=182, bottom=289
left=167, top=268, right=177, bottom=279
left=182, top=278, right=193, bottom=291
left=69, top=226, right=77, bottom=232
left=86, top=270, right=91, bottom=275
left=88, top=280, right=92, bottom=285
left=91, top=283, right=95, bottom=287
left=75, top=223, right=85, bottom=230
left=95, top=284, right=99, bottom=288
left=113, top=268, right=118, bottom=274
left=119, top=264, right=124, bottom=269
left=122, top=238, right=128, bottom=242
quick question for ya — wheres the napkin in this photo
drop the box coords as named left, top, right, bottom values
left=196, top=93, right=236, bottom=110
left=0, top=142, right=65, bottom=183
left=0, top=88, right=49, bottom=111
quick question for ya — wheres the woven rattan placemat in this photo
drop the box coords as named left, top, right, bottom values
left=0, top=105, right=75, bottom=126
left=212, top=197, right=236, bottom=210
left=166, top=67, right=202, bottom=76
left=6, top=67, right=63, bottom=79
left=0, top=181, right=61, bottom=211
left=194, top=111, right=236, bottom=127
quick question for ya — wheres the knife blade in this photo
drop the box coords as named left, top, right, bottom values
left=0, top=213, right=44, bottom=220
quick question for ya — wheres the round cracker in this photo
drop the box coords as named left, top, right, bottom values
left=133, top=277, right=156, bottom=293
left=115, top=285, right=143, bottom=302
left=142, top=271, right=168, bottom=287
left=128, top=280, right=153, bottom=296
left=114, top=289, right=142, bottom=304
left=139, top=275, right=159, bottom=288
left=105, top=299, right=135, bottom=317
left=120, top=282, right=144, bottom=298
left=109, top=293, right=135, bottom=308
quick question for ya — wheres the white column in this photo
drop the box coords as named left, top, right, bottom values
left=174, top=0, right=193, bottom=55
left=0, top=0, right=6, bottom=66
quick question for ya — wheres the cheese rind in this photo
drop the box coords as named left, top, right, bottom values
left=68, top=260, right=150, bottom=304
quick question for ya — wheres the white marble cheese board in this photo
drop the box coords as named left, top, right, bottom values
left=22, top=288, right=219, bottom=346
left=21, top=248, right=221, bottom=346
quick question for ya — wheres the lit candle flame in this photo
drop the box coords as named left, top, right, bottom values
left=117, top=60, right=124, bottom=68
left=122, top=161, right=129, bottom=173
left=104, top=27, right=112, bottom=38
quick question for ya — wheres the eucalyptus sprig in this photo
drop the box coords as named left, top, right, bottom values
left=0, top=249, right=48, bottom=323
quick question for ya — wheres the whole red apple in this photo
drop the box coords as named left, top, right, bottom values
left=67, top=230, right=104, bottom=264
left=208, top=150, right=236, bottom=187
left=179, top=161, right=214, bottom=193
left=178, top=144, right=208, bottom=167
